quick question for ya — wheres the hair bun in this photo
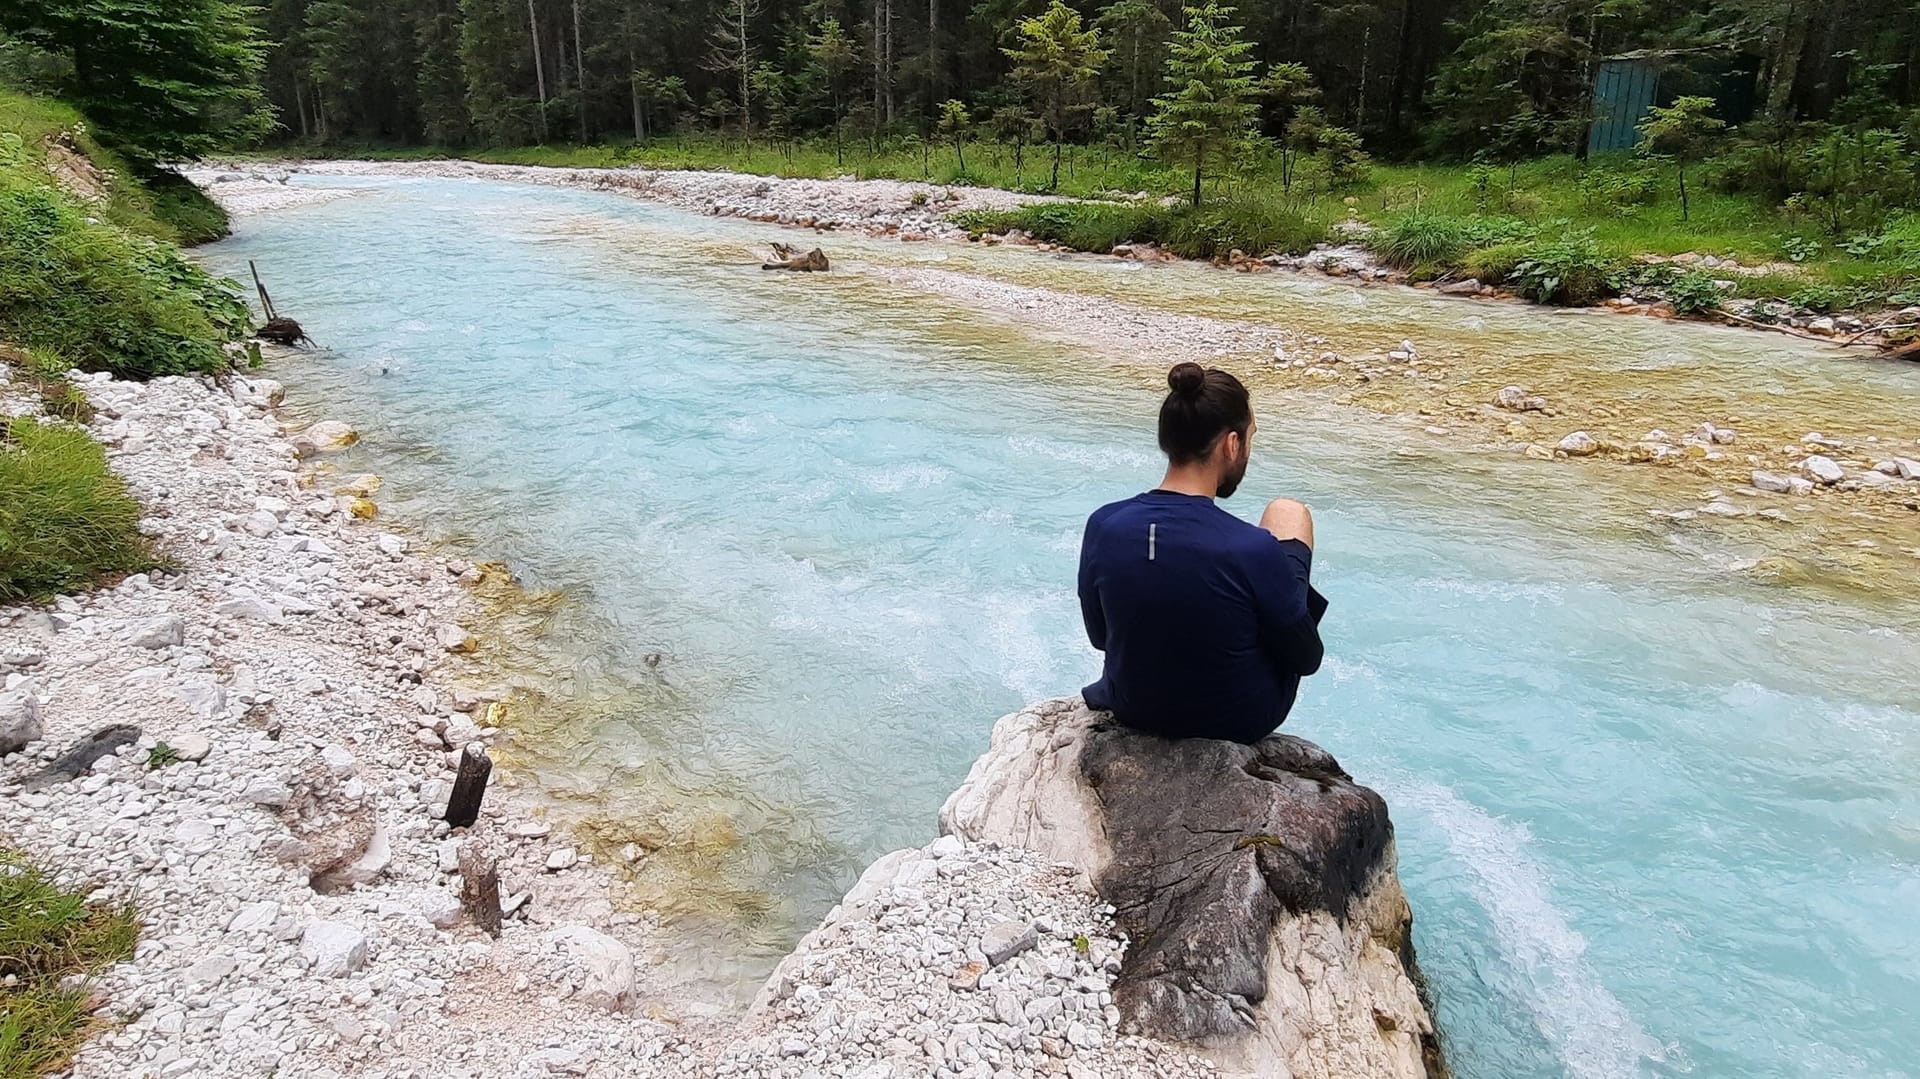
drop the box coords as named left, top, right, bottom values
left=1167, top=362, right=1206, bottom=398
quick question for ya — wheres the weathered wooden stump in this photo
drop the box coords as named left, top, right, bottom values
left=457, top=844, right=502, bottom=938
left=444, top=743, right=492, bottom=828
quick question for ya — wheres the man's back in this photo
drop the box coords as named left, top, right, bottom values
left=1078, top=490, right=1327, bottom=743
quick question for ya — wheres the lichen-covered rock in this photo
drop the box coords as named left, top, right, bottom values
left=941, top=698, right=1444, bottom=1079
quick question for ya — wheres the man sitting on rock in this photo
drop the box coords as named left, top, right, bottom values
left=1077, top=362, right=1328, bottom=743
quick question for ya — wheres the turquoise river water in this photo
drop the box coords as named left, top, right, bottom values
left=201, top=174, right=1920, bottom=1079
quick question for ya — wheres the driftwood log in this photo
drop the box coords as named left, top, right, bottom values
left=763, top=242, right=830, bottom=272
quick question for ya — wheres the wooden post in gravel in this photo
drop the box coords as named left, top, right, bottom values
left=444, top=743, right=492, bottom=828
left=458, top=845, right=503, bottom=938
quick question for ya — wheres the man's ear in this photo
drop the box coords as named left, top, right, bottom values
left=1218, top=430, right=1243, bottom=463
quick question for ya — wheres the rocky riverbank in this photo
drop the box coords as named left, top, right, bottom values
left=191, top=159, right=1056, bottom=240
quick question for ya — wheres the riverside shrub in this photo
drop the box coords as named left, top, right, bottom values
left=0, top=416, right=153, bottom=600
left=955, top=195, right=1328, bottom=258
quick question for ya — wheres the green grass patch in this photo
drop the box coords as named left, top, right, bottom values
left=0, top=850, right=139, bottom=1078
left=0, top=414, right=154, bottom=602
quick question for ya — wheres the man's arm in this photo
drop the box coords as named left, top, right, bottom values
left=1253, top=538, right=1326, bottom=676
left=1077, top=519, right=1108, bottom=651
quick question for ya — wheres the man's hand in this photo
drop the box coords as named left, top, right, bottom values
left=1259, top=498, right=1315, bottom=548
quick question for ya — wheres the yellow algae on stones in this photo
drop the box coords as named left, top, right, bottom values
left=335, top=474, right=382, bottom=497
left=348, top=497, right=378, bottom=519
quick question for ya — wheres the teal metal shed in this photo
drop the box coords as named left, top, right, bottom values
left=1588, top=58, right=1659, bottom=154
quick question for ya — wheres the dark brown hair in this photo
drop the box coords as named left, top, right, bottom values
left=1158, top=363, right=1251, bottom=464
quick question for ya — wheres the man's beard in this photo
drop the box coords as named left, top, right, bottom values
left=1216, top=447, right=1249, bottom=498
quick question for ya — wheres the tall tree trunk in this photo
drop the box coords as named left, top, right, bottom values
left=928, top=0, right=940, bottom=108
left=1355, top=22, right=1370, bottom=132
left=574, top=0, right=588, bottom=140
left=294, top=79, right=310, bottom=139
left=884, top=0, right=894, bottom=123
left=1386, top=0, right=1413, bottom=135
left=1766, top=0, right=1810, bottom=119
left=529, top=0, right=550, bottom=141
left=737, top=0, right=750, bottom=124
left=874, top=1, right=884, bottom=120
left=629, top=45, right=644, bottom=140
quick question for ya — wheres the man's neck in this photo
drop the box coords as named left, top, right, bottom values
left=1156, top=466, right=1218, bottom=498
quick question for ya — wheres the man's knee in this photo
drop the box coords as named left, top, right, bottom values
left=1261, top=498, right=1314, bottom=546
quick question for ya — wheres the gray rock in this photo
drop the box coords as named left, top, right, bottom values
left=300, top=921, right=368, bottom=977
left=1556, top=431, right=1600, bottom=457
left=1492, top=385, right=1546, bottom=412
left=1802, top=454, right=1846, bottom=484
left=173, top=682, right=226, bottom=717
left=943, top=700, right=1441, bottom=1079
left=213, top=596, right=282, bottom=622
left=167, top=725, right=210, bottom=760
left=541, top=926, right=635, bottom=1012
left=1436, top=278, right=1481, bottom=295
left=0, top=687, right=44, bottom=756
left=21, top=724, right=141, bottom=791
left=130, top=616, right=185, bottom=650
left=228, top=901, right=280, bottom=934
left=0, top=646, right=45, bottom=671
left=980, top=921, right=1037, bottom=967
left=411, top=888, right=464, bottom=930
left=241, top=776, right=292, bottom=806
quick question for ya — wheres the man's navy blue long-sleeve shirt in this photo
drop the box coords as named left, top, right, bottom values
left=1077, top=490, right=1328, bottom=743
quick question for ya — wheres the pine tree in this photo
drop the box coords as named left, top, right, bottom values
left=806, top=16, right=858, bottom=163
left=936, top=97, right=970, bottom=174
left=1147, top=2, right=1257, bottom=207
left=1002, top=0, right=1107, bottom=190
left=0, top=0, right=274, bottom=162
left=1637, top=95, right=1724, bottom=221
left=1093, top=0, right=1168, bottom=119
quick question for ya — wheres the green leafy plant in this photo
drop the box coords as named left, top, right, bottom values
left=1781, top=235, right=1822, bottom=263
left=1665, top=269, right=1729, bottom=314
left=145, top=743, right=181, bottom=770
left=1508, top=227, right=1617, bottom=305
left=0, top=185, right=248, bottom=380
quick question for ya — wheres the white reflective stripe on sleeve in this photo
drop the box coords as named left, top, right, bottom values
left=1148, top=522, right=1156, bottom=560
